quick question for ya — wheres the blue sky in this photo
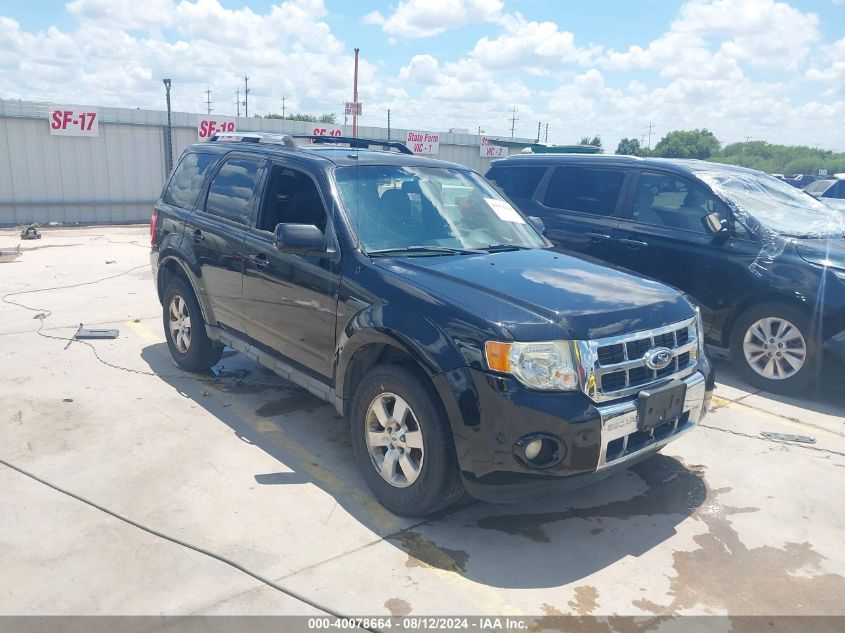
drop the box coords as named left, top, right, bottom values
left=1, top=0, right=844, bottom=150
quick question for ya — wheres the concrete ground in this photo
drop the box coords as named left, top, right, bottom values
left=1, top=226, right=844, bottom=622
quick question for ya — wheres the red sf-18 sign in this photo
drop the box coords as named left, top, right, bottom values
left=49, top=107, right=98, bottom=137
left=406, top=131, right=439, bottom=155
left=198, top=118, right=236, bottom=140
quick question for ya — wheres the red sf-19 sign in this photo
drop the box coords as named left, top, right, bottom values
left=198, top=118, right=236, bottom=140
left=312, top=125, right=343, bottom=139
left=49, top=107, right=98, bottom=137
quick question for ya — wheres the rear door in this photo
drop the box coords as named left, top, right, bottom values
left=533, top=164, right=631, bottom=263
left=187, top=152, right=267, bottom=335
left=241, top=160, right=341, bottom=379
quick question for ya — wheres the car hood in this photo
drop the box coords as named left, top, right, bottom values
left=794, top=237, right=845, bottom=270
left=375, top=248, right=694, bottom=341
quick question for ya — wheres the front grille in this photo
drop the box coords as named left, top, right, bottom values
left=586, top=317, right=698, bottom=402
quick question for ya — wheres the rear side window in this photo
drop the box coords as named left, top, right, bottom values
left=204, top=156, right=264, bottom=225
left=543, top=167, right=626, bottom=216
left=163, top=152, right=216, bottom=209
left=486, top=166, right=547, bottom=199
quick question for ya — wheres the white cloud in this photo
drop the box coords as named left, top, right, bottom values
left=471, top=14, right=597, bottom=72
left=806, top=37, right=845, bottom=96
left=364, top=0, right=503, bottom=38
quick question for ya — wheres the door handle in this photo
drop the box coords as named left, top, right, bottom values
left=248, top=253, right=269, bottom=270
left=619, top=238, right=648, bottom=249
left=585, top=232, right=611, bottom=241
left=192, top=229, right=204, bottom=243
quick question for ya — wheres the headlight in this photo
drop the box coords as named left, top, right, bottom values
left=484, top=340, right=579, bottom=391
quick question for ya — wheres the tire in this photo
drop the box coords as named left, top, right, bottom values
left=350, top=364, right=465, bottom=517
left=729, top=302, right=818, bottom=394
left=162, top=277, right=223, bottom=372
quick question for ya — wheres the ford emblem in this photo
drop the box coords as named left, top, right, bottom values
left=644, top=347, right=673, bottom=370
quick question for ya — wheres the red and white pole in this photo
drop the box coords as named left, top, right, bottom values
left=352, top=47, right=359, bottom=138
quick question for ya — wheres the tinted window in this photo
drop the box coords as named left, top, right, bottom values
left=825, top=181, right=845, bottom=199
left=632, top=172, right=718, bottom=234
left=258, top=165, right=327, bottom=232
left=543, top=167, right=625, bottom=216
left=204, top=156, right=263, bottom=225
left=163, top=153, right=216, bottom=209
left=486, top=166, right=546, bottom=199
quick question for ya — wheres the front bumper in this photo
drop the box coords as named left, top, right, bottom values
left=434, top=364, right=713, bottom=503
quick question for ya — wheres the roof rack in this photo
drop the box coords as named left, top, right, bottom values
left=209, top=132, right=298, bottom=149
left=292, top=135, right=414, bottom=155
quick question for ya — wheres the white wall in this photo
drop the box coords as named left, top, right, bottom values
left=0, top=99, right=529, bottom=225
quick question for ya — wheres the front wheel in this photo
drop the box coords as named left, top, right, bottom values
left=730, top=302, right=818, bottom=394
left=350, top=364, right=464, bottom=517
left=162, top=277, right=223, bottom=372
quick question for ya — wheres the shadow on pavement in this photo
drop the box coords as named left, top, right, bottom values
left=140, top=342, right=707, bottom=589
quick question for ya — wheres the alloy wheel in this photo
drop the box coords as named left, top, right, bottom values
left=364, top=392, right=424, bottom=488
left=742, top=317, right=807, bottom=380
left=168, top=294, right=192, bottom=353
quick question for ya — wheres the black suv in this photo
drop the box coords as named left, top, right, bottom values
left=487, top=155, right=845, bottom=394
left=151, top=133, right=714, bottom=517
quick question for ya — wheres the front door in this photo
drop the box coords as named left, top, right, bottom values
left=242, top=161, right=341, bottom=379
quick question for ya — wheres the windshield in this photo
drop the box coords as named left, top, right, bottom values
left=333, top=165, right=547, bottom=253
left=697, top=169, right=845, bottom=237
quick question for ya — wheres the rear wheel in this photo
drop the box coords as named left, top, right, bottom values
left=730, top=302, right=817, bottom=394
left=350, top=364, right=464, bottom=517
left=162, top=277, right=223, bottom=372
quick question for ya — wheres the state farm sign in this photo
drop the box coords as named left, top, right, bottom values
left=480, top=136, right=506, bottom=158
left=198, top=118, right=236, bottom=140
left=49, top=107, right=99, bottom=137
left=406, top=131, right=439, bottom=155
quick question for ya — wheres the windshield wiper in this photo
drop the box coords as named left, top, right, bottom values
left=484, top=244, right=530, bottom=252
left=367, top=245, right=483, bottom=257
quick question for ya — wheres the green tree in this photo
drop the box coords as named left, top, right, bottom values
left=578, top=135, right=602, bottom=148
left=653, top=129, right=720, bottom=159
left=616, top=137, right=644, bottom=156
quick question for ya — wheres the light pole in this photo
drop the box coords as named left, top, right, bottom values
left=162, top=78, right=173, bottom=173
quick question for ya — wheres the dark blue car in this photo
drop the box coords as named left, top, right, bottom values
left=487, top=154, right=845, bottom=394
left=151, top=134, right=714, bottom=516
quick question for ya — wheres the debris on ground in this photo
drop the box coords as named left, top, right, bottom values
left=20, top=225, right=41, bottom=240
left=761, top=431, right=817, bottom=444
left=74, top=324, right=119, bottom=340
left=0, top=245, right=22, bottom=263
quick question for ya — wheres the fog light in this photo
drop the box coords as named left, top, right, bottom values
left=524, top=439, right=543, bottom=460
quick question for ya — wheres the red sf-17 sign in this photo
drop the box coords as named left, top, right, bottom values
left=49, top=107, right=99, bottom=137
left=198, top=118, right=236, bottom=140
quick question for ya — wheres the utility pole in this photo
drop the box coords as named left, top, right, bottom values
left=536, top=121, right=541, bottom=143
left=647, top=122, right=655, bottom=150
left=544, top=123, right=549, bottom=143
left=352, top=48, right=360, bottom=138
left=162, top=79, right=173, bottom=173
left=205, top=87, right=213, bottom=115
left=235, top=88, right=241, bottom=117
left=387, top=109, right=391, bottom=140
left=509, top=107, right=518, bottom=138
left=244, top=75, right=250, bottom=118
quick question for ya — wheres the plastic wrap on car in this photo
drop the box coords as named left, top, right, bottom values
left=697, top=170, right=845, bottom=277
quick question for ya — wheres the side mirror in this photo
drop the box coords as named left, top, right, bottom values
left=273, top=223, right=326, bottom=256
left=528, top=216, right=546, bottom=234
left=702, top=212, right=728, bottom=241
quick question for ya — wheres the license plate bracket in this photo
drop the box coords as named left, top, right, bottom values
left=637, top=379, right=687, bottom=431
